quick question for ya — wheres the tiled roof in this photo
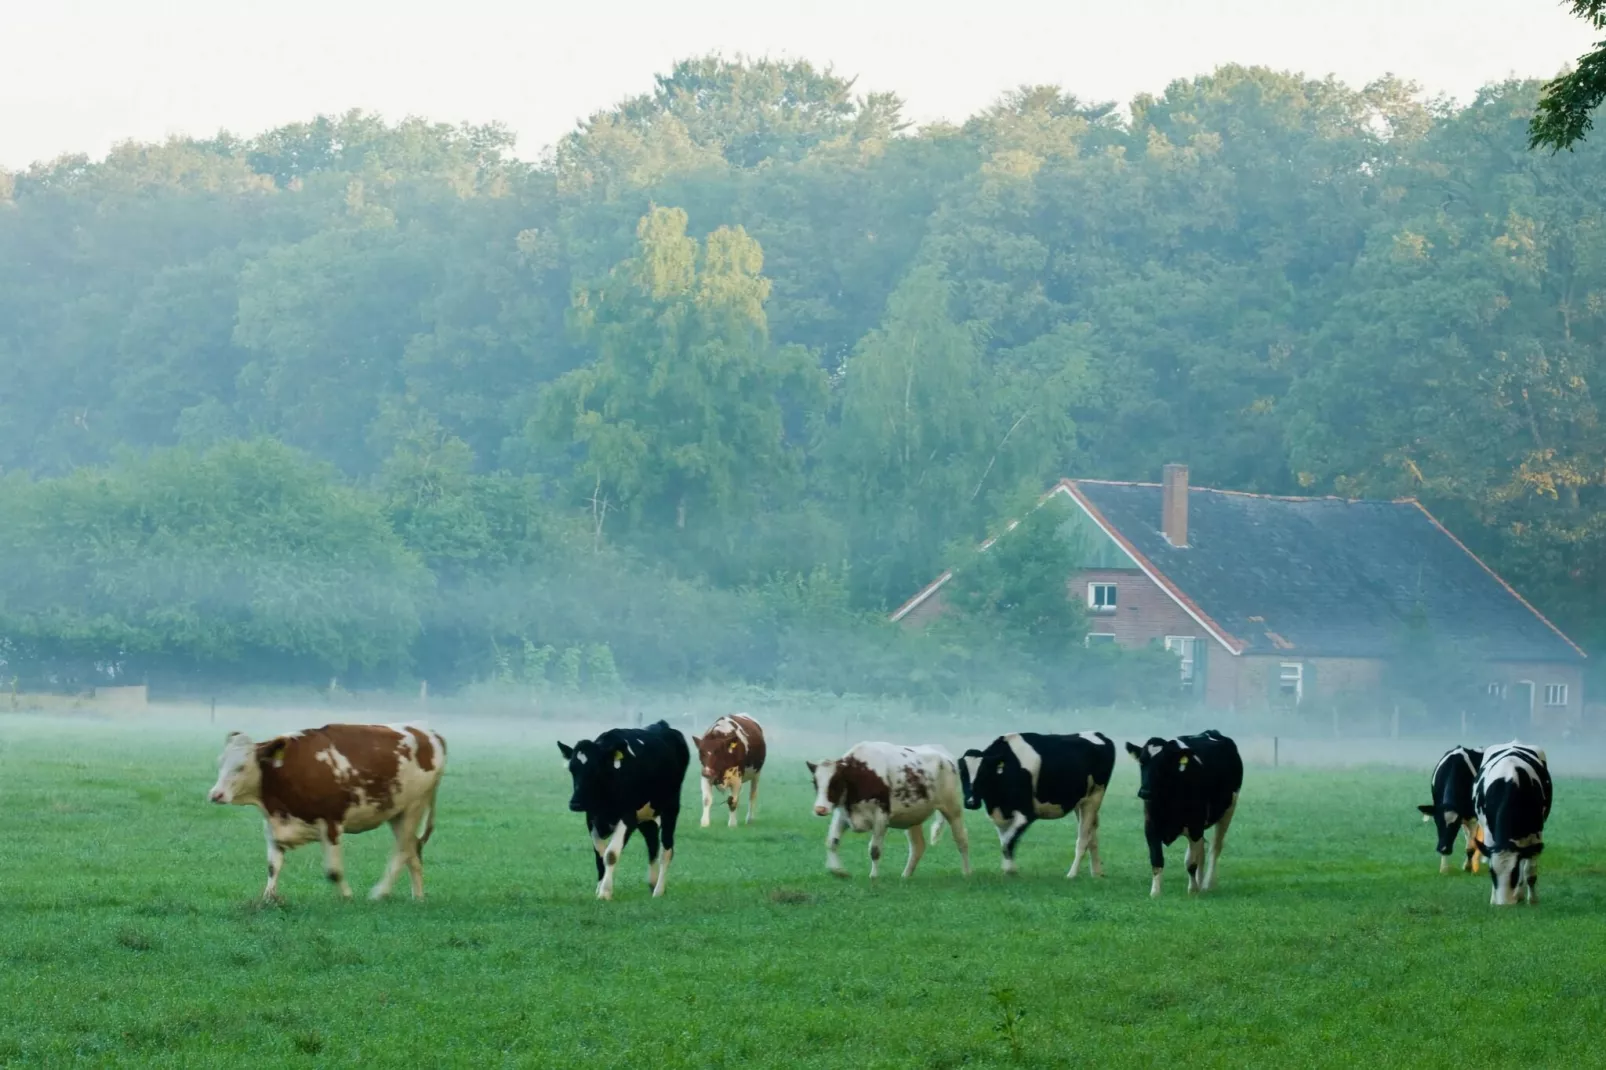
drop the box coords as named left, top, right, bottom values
left=1067, top=481, right=1584, bottom=662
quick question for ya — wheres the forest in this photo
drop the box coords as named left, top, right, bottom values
left=0, top=58, right=1601, bottom=706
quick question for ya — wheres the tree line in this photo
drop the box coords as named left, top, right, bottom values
left=1, top=58, right=1602, bottom=704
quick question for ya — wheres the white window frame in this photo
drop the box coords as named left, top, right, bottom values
left=1487, top=682, right=1507, bottom=700
left=1544, top=683, right=1569, bottom=708
left=1088, top=583, right=1117, bottom=613
left=1279, top=661, right=1303, bottom=705
left=1164, top=636, right=1197, bottom=685
left=1084, top=633, right=1117, bottom=647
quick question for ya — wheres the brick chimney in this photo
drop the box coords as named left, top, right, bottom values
left=1162, top=463, right=1189, bottom=547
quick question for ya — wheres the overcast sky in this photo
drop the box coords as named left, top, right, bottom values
left=3, top=0, right=1598, bottom=169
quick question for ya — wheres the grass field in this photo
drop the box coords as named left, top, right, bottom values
left=5, top=710, right=1606, bottom=1069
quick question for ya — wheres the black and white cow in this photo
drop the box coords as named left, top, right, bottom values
left=1417, top=745, right=1485, bottom=874
left=1472, top=740, right=1553, bottom=907
left=557, top=719, right=690, bottom=900
left=1124, top=729, right=1243, bottom=897
left=958, top=731, right=1115, bottom=878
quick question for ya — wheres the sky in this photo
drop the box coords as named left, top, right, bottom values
left=3, top=0, right=1599, bottom=169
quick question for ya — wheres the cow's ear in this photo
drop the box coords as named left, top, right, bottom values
left=805, top=760, right=818, bottom=775
left=557, top=742, right=574, bottom=760
left=1417, top=804, right=1435, bottom=815
left=264, top=740, right=287, bottom=766
left=1124, top=742, right=1144, bottom=761
left=692, top=735, right=702, bottom=748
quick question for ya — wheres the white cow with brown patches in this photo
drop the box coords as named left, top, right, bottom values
left=693, top=713, right=766, bottom=828
left=805, top=741, right=971, bottom=879
left=208, top=722, right=447, bottom=902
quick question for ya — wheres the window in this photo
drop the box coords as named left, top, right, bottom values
left=1279, top=662, right=1303, bottom=704
left=1085, top=633, right=1117, bottom=647
left=1088, top=583, right=1117, bottom=612
left=1544, top=683, right=1569, bottom=707
left=1165, top=636, right=1197, bottom=686
left=1487, top=682, right=1507, bottom=700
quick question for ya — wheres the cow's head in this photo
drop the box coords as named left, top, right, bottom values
left=694, top=731, right=744, bottom=787
left=557, top=738, right=619, bottom=814
left=959, top=749, right=986, bottom=810
left=1417, top=803, right=1465, bottom=857
left=209, top=731, right=268, bottom=805
left=1125, top=737, right=1193, bottom=801
left=805, top=759, right=838, bottom=817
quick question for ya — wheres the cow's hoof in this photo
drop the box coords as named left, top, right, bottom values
left=367, top=887, right=388, bottom=901
left=828, top=868, right=850, bottom=880
left=699, top=819, right=710, bottom=828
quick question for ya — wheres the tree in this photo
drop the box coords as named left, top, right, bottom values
left=532, top=206, right=826, bottom=538
left=1530, top=2, right=1606, bottom=151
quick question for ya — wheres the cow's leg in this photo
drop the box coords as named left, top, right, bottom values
left=1185, top=836, right=1206, bottom=893
left=1068, top=797, right=1097, bottom=880
left=825, top=809, right=850, bottom=877
left=1203, top=796, right=1238, bottom=892
left=318, top=823, right=352, bottom=900
left=641, top=819, right=662, bottom=892
left=699, top=776, right=713, bottom=828
left=941, top=801, right=972, bottom=876
left=262, top=825, right=286, bottom=902
left=745, top=772, right=760, bottom=825
left=654, top=803, right=679, bottom=897
left=997, top=811, right=1029, bottom=875
left=727, top=779, right=739, bottom=828
left=867, top=813, right=891, bottom=880
left=1523, top=855, right=1539, bottom=905
left=370, top=811, right=415, bottom=900
left=1144, top=807, right=1166, bottom=898
left=1464, top=819, right=1481, bottom=874
left=902, top=822, right=927, bottom=878
left=1085, top=788, right=1106, bottom=877
left=597, top=822, right=630, bottom=901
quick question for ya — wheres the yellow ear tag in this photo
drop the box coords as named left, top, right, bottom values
left=1178, top=754, right=1190, bottom=770
left=612, top=750, right=623, bottom=762
left=996, top=761, right=1005, bottom=773
left=268, top=743, right=286, bottom=766
left=729, top=741, right=738, bottom=751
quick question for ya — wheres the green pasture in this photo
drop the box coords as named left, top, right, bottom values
left=4, top=713, right=1606, bottom=1068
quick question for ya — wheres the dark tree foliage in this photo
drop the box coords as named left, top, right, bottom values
left=0, top=56, right=1602, bottom=700
left=1531, top=2, right=1606, bottom=151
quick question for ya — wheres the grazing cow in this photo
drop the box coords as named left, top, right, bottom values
left=693, top=713, right=766, bottom=828
left=805, top=742, right=971, bottom=879
left=1472, top=740, right=1553, bottom=906
left=1124, top=729, right=1243, bottom=897
left=959, top=731, right=1115, bottom=878
left=1417, top=745, right=1485, bottom=874
left=558, top=719, right=690, bottom=900
left=207, top=723, right=446, bottom=902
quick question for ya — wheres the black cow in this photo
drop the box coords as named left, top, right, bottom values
left=557, top=719, right=690, bottom=901
left=1472, top=740, right=1553, bottom=906
left=1417, top=745, right=1485, bottom=874
left=959, top=732, right=1115, bottom=878
left=1124, top=729, right=1243, bottom=897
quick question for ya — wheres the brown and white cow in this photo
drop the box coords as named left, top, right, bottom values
left=805, top=741, right=971, bottom=879
left=208, top=722, right=446, bottom=902
left=693, top=713, right=766, bottom=828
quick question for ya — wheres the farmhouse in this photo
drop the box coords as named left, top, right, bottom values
left=892, top=465, right=1587, bottom=723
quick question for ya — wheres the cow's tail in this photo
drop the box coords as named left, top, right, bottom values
left=929, top=810, right=947, bottom=845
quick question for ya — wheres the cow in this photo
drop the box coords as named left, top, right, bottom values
left=693, top=713, right=766, bottom=828
left=558, top=719, right=690, bottom=900
left=958, top=731, right=1115, bottom=878
left=1417, top=745, right=1485, bottom=874
left=1124, top=729, right=1243, bottom=898
left=207, top=722, right=446, bottom=903
left=805, top=742, right=971, bottom=880
left=1472, top=740, right=1553, bottom=906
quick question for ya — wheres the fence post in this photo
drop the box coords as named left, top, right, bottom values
left=1273, top=736, right=1279, bottom=768
left=419, top=680, right=428, bottom=705
left=1460, top=709, right=1467, bottom=737
left=1392, top=705, right=1400, bottom=739
left=209, top=697, right=216, bottom=725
